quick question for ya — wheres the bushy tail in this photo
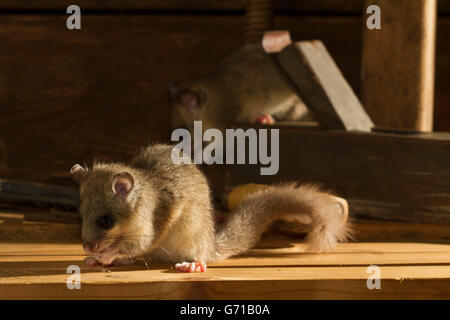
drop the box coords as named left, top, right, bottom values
left=214, top=183, right=352, bottom=260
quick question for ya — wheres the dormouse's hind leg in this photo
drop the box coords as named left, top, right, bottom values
left=174, top=261, right=207, bottom=273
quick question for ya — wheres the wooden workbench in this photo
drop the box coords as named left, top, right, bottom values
left=0, top=212, right=450, bottom=299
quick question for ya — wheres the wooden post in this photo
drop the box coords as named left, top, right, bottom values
left=277, top=41, right=374, bottom=132
left=245, top=0, right=273, bottom=43
left=361, top=0, right=437, bottom=132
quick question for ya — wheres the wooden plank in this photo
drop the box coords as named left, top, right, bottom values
left=0, top=15, right=361, bottom=184
left=275, top=16, right=362, bottom=96
left=434, top=17, right=450, bottom=132
left=0, top=0, right=245, bottom=11
left=0, top=15, right=245, bottom=184
left=1, top=14, right=449, bottom=185
left=0, top=179, right=78, bottom=212
left=276, top=15, right=450, bottom=132
left=1, top=276, right=449, bottom=300
left=0, top=242, right=449, bottom=299
left=353, top=219, right=450, bottom=244
left=2, top=209, right=450, bottom=244
left=225, top=124, right=450, bottom=224
left=0, top=218, right=81, bottom=244
left=2, top=241, right=450, bottom=256
left=1, top=214, right=449, bottom=299
left=2, top=242, right=450, bottom=263
left=361, top=0, right=437, bottom=132
left=271, top=218, right=450, bottom=244
left=277, top=40, right=373, bottom=131
left=0, top=179, right=79, bottom=223
left=1, top=267, right=449, bottom=300
left=1, top=1, right=449, bottom=14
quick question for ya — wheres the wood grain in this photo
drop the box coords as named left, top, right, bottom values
left=1, top=211, right=449, bottom=299
left=226, top=124, right=450, bottom=224
left=0, top=15, right=361, bottom=184
left=3, top=209, right=450, bottom=244
left=0, top=13, right=449, bottom=185
left=0, top=15, right=245, bottom=184
left=0, top=179, right=78, bottom=212
left=0, top=241, right=449, bottom=299
left=361, top=0, right=437, bottom=132
left=277, top=41, right=373, bottom=131
left=271, top=219, right=450, bottom=244
left=0, top=1, right=449, bottom=14
left=434, top=17, right=450, bottom=132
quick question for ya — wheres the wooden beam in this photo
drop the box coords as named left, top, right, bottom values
left=3, top=209, right=450, bottom=244
left=0, top=241, right=449, bottom=299
left=1, top=14, right=449, bottom=184
left=269, top=219, right=450, bottom=244
left=0, top=180, right=78, bottom=212
left=361, top=0, right=437, bottom=132
left=0, top=14, right=244, bottom=183
left=277, top=41, right=373, bottom=131
left=0, top=1, right=449, bottom=14
left=225, top=123, right=450, bottom=224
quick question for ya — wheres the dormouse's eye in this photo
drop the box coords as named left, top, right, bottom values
left=97, top=214, right=114, bottom=230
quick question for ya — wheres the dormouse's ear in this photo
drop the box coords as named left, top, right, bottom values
left=112, top=172, right=134, bottom=198
left=177, top=90, right=199, bottom=114
left=70, top=164, right=88, bottom=186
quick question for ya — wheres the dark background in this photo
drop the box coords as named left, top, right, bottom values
left=0, top=0, right=449, bottom=184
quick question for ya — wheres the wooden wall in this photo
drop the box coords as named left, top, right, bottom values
left=0, top=1, right=449, bottom=184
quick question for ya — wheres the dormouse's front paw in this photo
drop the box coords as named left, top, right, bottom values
left=174, top=261, right=207, bottom=273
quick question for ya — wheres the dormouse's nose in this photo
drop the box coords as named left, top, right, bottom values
left=83, top=240, right=93, bottom=253
left=83, top=239, right=104, bottom=253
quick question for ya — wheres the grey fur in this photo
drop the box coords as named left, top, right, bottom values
left=169, top=42, right=312, bottom=134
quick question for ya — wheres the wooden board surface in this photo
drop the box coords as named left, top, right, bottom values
left=0, top=241, right=449, bottom=299
left=1, top=0, right=450, bottom=14
left=0, top=13, right=449, bottom=185
left=1, top=210, right=449, bottom=299
left=277, top=41, right=373, bottom=131
left=0, top=15, right=359, bottom=184
left=226, top=126, right=450, bottom=225
left=361, top=0, right=436, bottom=132
left=2, top=210, right=450, bottom=244
left=0, top=14, right=244, bottom=184
left=272, top=218, right=450, bottom=244
left=434, top=17, right=450, bottom=132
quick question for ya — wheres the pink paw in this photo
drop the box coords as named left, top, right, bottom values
left=255, top=114, right=275, bottom=125
left=174, top=261, right=207, bottom=273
